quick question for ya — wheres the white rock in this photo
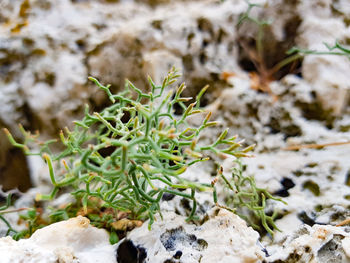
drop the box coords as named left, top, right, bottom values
left=297, top=4, right=350, bottom=115
left=342, top=237, right=350, bottom=259
left=0, top=216, right=116, bottom=263
left=267, top=224, right=350, bottom=262
left=115, top=208, right=265, bottom=263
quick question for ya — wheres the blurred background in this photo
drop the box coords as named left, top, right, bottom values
left=0, top=0, right=349, bottom=196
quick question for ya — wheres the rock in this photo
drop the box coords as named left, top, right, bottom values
left=0, top=216, right=116, bottom=263
left=297, top=1, right=350, bottom=115
left=0, top=0, right=246, bottom=135
left=115, top=208, right=265, bottom=263
left=1, top=0, right=350, bottom=261
left=2, top=0, right=349, bottom=188
left=343, top=237, right=350, bottom=259
left=87, top=0, right=245, bottom=99
left=205, top=75, right=307, bottom=148
left=0, top=0, right=245, bottom=192
left=267, top=224, right=350, bottom=262
left=0, top=0, right=150, bottom=134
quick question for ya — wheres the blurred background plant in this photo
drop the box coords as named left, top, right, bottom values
left=288, top=40, right=350, bottom=60
left=216, top=160, right=285, bottom=236
left=232, top=0, right=303, bottom=99
left=222, top=0, right=350, bottom=104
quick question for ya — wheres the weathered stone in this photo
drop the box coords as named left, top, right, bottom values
left=268, top=224, right=350, bottom=262
left=0, top=216, right=116, bottom=263
left=116, top=208, right=265, bottom=263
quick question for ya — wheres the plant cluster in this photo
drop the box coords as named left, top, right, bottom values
left=218, top=160, right=284, bottom=235
left=3, top=68, right=283, bottom=240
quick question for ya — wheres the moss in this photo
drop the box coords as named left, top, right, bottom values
left=302, top=180, right=320, bottom=196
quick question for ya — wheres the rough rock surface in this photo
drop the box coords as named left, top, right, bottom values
left=2, top=0, right=348, bottom=134
left=1, top=0, right=350, bottom=262
left=0, top=0, right=247, bottom=189
left=208, top=74, right=350, bottom=261
left=1, top=0, right=350, bottom=184
left=0, top=216, right=116, bottom=263
left=115, top=208, right=265, bottom=263
left=267, top=224, right=350, bottom=263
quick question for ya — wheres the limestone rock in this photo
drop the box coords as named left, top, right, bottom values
left=297, top=1, right=350, bottom=115
left=115, top=208, right=265, bottom=263
left=0, top=216, right=116, bottom=263
left=267, top=224, right=350, bottom=262
left=87, top=0, right=245, bottom=99
left=2, top=0, right=350, bottom=189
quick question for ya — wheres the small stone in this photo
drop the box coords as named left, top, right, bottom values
left=111, top=218, right=143, bottom=232
left=0, top=216, right=116, bottom=263
left=173, top=250, right=182, bottom=259
left=268, top=224, right=350, bottom=262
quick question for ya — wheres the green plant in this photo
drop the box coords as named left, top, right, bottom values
left=216, top=160, right=285, bottom=235
left=4, top=68, right=253, bottom=227
left=3, top=68, right=284, bottom=239
left=235, top=0, right=303, bottom=97
left=236, top=1, right=350, bottom=98
left=0, top=194, right=20, bottom=237
left=0, top=193, right=44, bottom=240
left=288, top=40, right=350, bottom=60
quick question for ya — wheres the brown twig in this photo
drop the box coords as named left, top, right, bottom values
left=336, top=218, right=350, bottom=227
left=0, top=207, right=29, bottom=214
left=283, top=141, right=350, bottom=151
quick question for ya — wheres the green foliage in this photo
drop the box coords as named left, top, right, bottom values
left=238, top=1, right=350, bottom=81
left=237, top=0, right=271, bottom=59
left=2, top=1, right=347, bottom=241
left=109, top=231, right=119, bottom=245
left=14, top=208, right=43, bottom=240
left=0, top=194, right=18, bottom=237
left=3, top=68, right=285, bottom=239
left=238, top=1, right=270, bottom=26
left=218, top=160, right=286, bottom=236
left=0, top=194, right=44, bottom=240
left=288, top=40, right=350, bottom=60
left=4, top=68, right=253, bottom=227
left=236, top=0, right=303, bottom=96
